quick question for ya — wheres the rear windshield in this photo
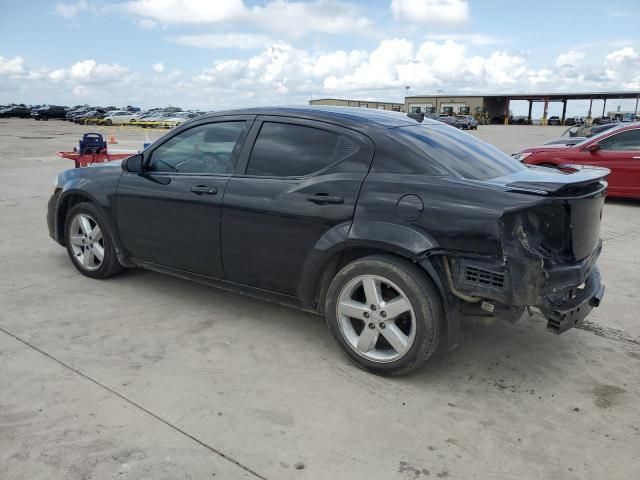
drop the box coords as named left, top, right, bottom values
left=395, top=124, right=525, bottom=180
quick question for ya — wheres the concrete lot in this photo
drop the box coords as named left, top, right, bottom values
left=1, top=118, right=639, bottom=480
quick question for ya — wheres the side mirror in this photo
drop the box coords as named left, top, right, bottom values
left=586, top=143, right=601, bottom=153
left=122, top=153, right=143, bottom=173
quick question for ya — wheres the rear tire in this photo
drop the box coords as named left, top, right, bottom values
left=64, top=203, right=124, bottom=279
left=325, top=254, right=443, bottom=375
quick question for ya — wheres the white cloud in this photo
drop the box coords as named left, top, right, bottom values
left=483, top=50, right=528, bottom=85
left=48, top=69, right=67, bottom=81
left=73, top=85, right=90, bottom=96
left=249, top=0, right=372, bottom=38
left=0, top=56, right=25, bottom=76
left=605, top=46, right=638, bottom=64
left=152, top=62, right=165, bottom=73
left=69, top=59, right=129, bottom=81
left=55, top=0, right=88, bottom=19
left=126, top=0, right=371, bottom=37
left=138, top=18, right=157, bottom=29
left=424, top=33, right=499, bottom=46
left=556, top=50, right=585, bottom=67
left=126, top=0, right=246, bottom=24
left=391, top=0, right=470, bottom=26
left=604, top=47, right=640, bottom=87
left=171, top=33, right=275, bottom=50
left=3, top=42, right=640, bottom=109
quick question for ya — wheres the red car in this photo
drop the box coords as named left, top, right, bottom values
left=513, top=123, right=640, bottom=198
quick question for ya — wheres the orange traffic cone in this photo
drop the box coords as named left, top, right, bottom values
left=108, top=130, right=117, bottom=144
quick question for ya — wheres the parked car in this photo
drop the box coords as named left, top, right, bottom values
left=101, top=110, right=139, bottom=125
left=71, top=108, right=101, bottom=123
left=513, top=123, right=640, bottom=198
left=66, top=107, right=90, bottom=121
left=48, top=107, right=607, bottom=375
left=622, top=113, right=640, bottom=122
left=161, top=111, right=201, bottom=128
left=563, top=122, right=619, bottom=139
left=31, top=105, right=67, bottom=120
left=137, top=111, right=176, bottom=128
left=438, top=114, right=462, bottom=128
left=0, top=105, right=32, bottom=118
left=77, top=109, right=108, bottom=125
left=593, top=116, right=614, bottom=125
left=547, top=116, right=561, bottom=126
left=455, top=115, right=478, bottom=130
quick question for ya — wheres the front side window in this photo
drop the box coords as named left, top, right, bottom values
left=246, top=122, right=343, bottom=177
left=148, top=121, right=246, bottom=174
left=598, top=129, right=640, bottom=151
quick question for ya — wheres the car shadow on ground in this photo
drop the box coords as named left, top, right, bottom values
left=106, top=267, right=586, bottom=395
left=605, top=197, right=640, bottom=206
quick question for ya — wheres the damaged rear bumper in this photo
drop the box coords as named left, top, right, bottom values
left=540, top=266, right=604, bottom=333
left=448, top=240, right=605, bottom=334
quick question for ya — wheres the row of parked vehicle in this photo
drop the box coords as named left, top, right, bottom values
left=412, top=112, right=479, bottom=130
left=0, top=103, right=207, bottom=129
left=65, top=106, right=207, bottom=128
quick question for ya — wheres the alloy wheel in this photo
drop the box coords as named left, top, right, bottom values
left=336, top=275, right=416, bottom=363
left=68, top=213, right=104, bottom=271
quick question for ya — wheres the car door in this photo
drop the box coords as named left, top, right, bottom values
left=575, top=128, right=640, bottom=196
left=116, top=116, right=253, bottom=277
left=221, top=116, right=374, bottom=296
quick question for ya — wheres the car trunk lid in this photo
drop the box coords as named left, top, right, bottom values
left=495, top=165, right=608, bottom=262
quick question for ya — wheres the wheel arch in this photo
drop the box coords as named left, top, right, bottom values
left=56, top=190, right=100, bottom=245
left=302, top=221, right=444, bottom=315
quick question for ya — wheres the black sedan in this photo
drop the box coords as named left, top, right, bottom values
left=31, top=105, right=68, bottom=120
left=0, top=105, right=31, bottom=118
left=48, top=107, right=606, bottom=375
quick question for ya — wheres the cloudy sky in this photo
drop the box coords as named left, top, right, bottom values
left=1, top=0, right=639, bottom=115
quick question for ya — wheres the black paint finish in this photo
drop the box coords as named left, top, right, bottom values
left=47, top=106, right=607, bottom=342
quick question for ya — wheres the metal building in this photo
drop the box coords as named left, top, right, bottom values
left=406, top=92, right=640, bottom=124
left=308, top=98, right=404, bottom=112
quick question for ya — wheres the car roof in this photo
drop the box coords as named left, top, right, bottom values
left=194, top=106, right=438, bottom=128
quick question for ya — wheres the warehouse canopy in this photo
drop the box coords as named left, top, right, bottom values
left=406, top=92, right=640, bottom=101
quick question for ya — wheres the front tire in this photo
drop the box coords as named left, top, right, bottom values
left=325, top=255, right=443, bottom=375
left=64, top=203, right=124, bottom=279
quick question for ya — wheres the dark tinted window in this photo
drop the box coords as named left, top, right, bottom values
left=598, top=129, right=640, bottom=151
left=246, top=122, right=340, bottom=177
left=394, top=125, right=525, bottom=180
left=148, top=121, right=245, bottom=174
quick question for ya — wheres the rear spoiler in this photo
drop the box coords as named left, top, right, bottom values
left=506, top=165, right=610, bottom=195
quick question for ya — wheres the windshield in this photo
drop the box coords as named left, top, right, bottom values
left=395, top=124, right=525, bottom=180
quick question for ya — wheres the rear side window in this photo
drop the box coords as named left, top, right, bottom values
left=246, top=122, right=342, bottom=177
left=394, top=125, right=525, bottom=180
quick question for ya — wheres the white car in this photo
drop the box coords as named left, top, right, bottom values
left=139, top=111, right=175, bottom=127
left=102, top=110, right=138, bottom=125
left=161, top=112, right=200, bottom=128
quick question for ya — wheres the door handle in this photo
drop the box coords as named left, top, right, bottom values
left=306, top=193, right=344, bottom=205
left=190, top=185, right=218, bottom=195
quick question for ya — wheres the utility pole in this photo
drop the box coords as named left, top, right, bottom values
left=405, top=86, right=410, bottom=112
